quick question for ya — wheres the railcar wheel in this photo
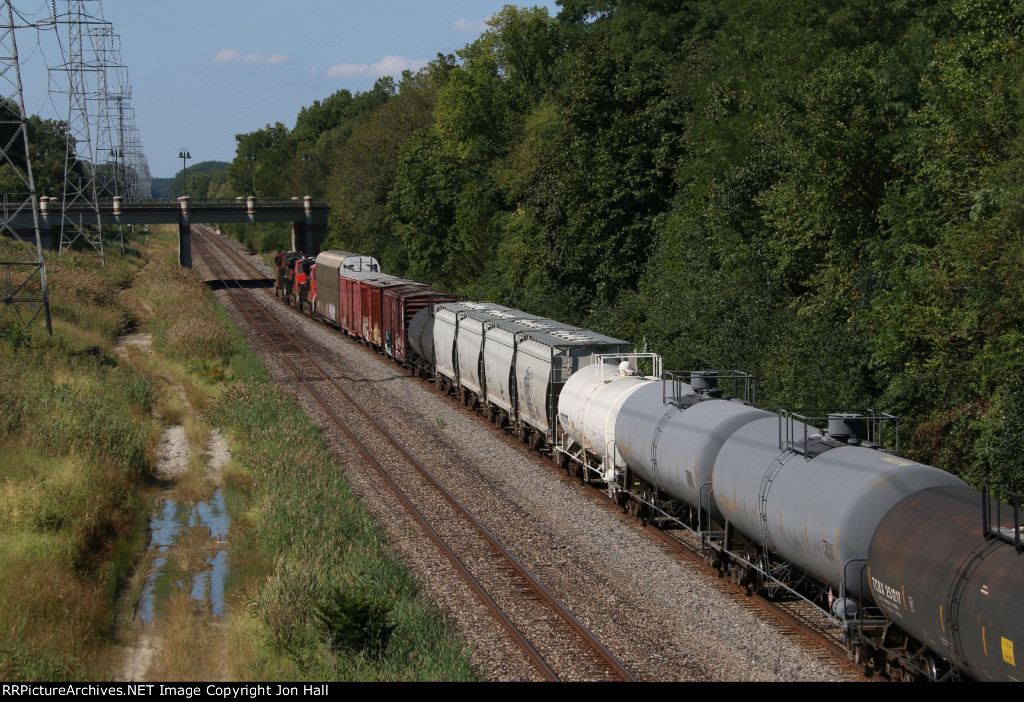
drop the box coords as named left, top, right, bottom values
left=529, top=432, right=543, bottom=452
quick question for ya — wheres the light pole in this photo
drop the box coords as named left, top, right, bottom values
left=178, top=148, right=191, bottom=197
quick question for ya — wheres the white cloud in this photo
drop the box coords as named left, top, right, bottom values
left=450, top=18, right=488, bottom=33
left=214, top=48, right=291, bottom=71
left=325, top=55, right=428, bottom=79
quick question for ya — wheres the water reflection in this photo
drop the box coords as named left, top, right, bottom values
left=137, top=489, right=230, bottom=623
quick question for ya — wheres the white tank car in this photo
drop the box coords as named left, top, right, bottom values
left=557, top=361, right=652, bottom=482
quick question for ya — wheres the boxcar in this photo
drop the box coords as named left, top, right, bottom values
left=382, top=285, right=458, bottom=366
left=312, top=251, right=381, bottom=330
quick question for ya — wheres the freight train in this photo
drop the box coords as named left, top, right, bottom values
left=275, top=249, right=1024, bottom=682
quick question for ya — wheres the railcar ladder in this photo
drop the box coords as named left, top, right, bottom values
left=757, top=452, right=792, bottom=554
left=649, top=404, right=682, bottom=516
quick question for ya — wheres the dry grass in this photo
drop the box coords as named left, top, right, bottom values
left=184, top=414, right=209, bottom=456
left=134, top=266, right=234, bottom=364
left=181, top=376, right=210, bottom=415
left=168, top=527, right=219, bottom=582
left=173, top=463, right=213, bottom=507
left=143, top=590, right=227, bottom=682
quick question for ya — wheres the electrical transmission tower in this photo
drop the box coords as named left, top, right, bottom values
left=47, top=2, right=151, bottom=258
left=120, top=100, right=150, bottom=198
left=87, top=22, right=127, bottom=250
left=51, top=0, right=107, bottom=262
left=0, top=1, right=51, bottom=334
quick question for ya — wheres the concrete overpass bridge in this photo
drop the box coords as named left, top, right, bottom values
left=30, top=196, right=329, bottom=266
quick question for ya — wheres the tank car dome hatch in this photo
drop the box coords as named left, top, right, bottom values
left=827, top=413, right=865, bottom=442
left=618, top=361, right=635, bottom=376
left=690, top=371, right=717, bottom=392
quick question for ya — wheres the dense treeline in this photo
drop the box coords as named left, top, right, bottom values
left=224, top=0, right=1024, bottom=487
left=152, top=160, right=231, bottom=199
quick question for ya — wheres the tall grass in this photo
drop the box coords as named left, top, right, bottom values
left=133, top=265, right=233, bottom=365
left=0, top=239, right=156, bottom=681
left=214, top=335, right=475, bottom=680
left=1, top=230, right=473, bottom=681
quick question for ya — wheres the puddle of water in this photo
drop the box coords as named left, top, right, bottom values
left=190, top=489, right=230, bottom=542
left=137, top=488, right=230, bottom=623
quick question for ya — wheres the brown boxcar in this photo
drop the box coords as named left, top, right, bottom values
left=353, top=274, right=418, bottom=347
left=382, top=285, right=459, bottom=364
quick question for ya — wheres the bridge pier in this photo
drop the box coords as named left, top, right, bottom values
left=178, top=197, right=192, bottom=268
left=290, top=219, right=301, bottom=253
left=288, top=196, right=326, bottom=254
left=38, top=197, right=56, bottom=250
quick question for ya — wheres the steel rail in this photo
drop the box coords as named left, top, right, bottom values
left=193, top=227, right=635, bottom=682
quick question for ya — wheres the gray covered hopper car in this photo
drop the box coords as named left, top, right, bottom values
left=409, top=302, right=632, bottom=448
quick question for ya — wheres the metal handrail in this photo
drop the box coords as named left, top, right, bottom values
left=664, top=369, right=756, bottom=406
left=983, top=484, right=1024, bottom=552
left=593, top=352, right=661, bottom=383
left=78, top=197, right=329, bottom=208
left=779, top=408, right=900, bottom=457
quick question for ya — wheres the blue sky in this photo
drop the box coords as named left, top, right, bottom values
left=17, top=1, right=561, bottom=178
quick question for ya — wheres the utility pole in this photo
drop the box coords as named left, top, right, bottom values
left=0, top=2, right=51, bottom=334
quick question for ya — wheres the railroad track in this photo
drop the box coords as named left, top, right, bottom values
left=644, top=525, right=859, bottom=670
left=190, top=225, right=636, bottom=682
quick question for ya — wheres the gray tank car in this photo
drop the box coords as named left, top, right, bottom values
left=617, top=383, right=770, bottom=527
left=554, top=359, right=1012, bottom=681
left=712, top=415, right=966, bottom=601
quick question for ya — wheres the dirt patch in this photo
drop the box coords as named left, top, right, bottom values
left=156, top=425, right=189, bottom=478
